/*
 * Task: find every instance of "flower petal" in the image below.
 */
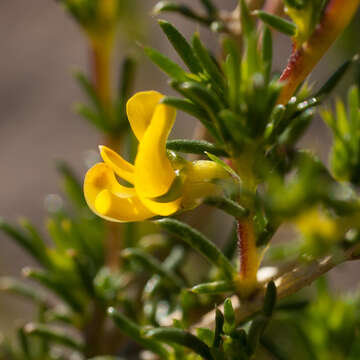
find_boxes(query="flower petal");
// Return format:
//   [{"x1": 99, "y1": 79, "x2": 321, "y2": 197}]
[
  {"x1": 126, "y1": 90, "x2": 164, "y2": 142},
  {"x1": 140, "y1": 197, "x2": 182, "y2": 217},
  {"x1": 135, "y1": 103, "x2": 177, "y2": 198},
  {"x1": 187, "y1": 160, "x2": 230, "y2": 183},
  {"x1": 99, "y1": 145, "x2": 134, "y2": 184},
  {"x1": 84, "y1": 163, "x2": 153, "y2": 222}
]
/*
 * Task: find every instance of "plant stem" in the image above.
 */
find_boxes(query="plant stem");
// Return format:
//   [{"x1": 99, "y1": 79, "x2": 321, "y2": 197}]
[
  {"x1": 277, "y1": 0, "x2": 360, "y2": 104},
  {"x1": 236, "y1": 218, "x2": 259, "y2": 296},
  {"x1": 192, "y1": 242, "x2": 360, "y2": 331}
]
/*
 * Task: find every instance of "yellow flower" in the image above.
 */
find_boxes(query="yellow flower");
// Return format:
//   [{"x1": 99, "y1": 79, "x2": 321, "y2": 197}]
[{"x1": 84, "y1": 91, "x2": 229, "y2": 222}]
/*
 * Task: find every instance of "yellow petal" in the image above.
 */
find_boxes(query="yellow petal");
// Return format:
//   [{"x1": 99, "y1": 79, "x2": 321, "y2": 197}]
[
  {"x1": 99, "y1": 145, "x2": 135, "y2": 184},
  {"x1": 182, "y1": 182, "x2": 220, "y2": 209},
  {"x1": 126, "y1": 91, "x2": 164, "y2": 142},
  {"x1": 84, "y1": 163, "x2": 153, "y2": 222},
  {"x1": 187, "y1": 160, "x2": 230, "y2": 183},
  {"x1": 140, "y1": 197, "x2": 182, "y2": 217},
  {"x1": 135, "y1": 103, "x2": 177, "y2": 198}
]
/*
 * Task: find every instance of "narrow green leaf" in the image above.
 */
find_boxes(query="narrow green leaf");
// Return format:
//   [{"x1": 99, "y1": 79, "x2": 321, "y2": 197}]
[
  {"x1": 108, "y1": 307, "x2": 169, "y2": 359},
  {"x1": 118, "y1": 57, "x2": 136, "y2": 101},
  {"x1": 166, "y1": 139, "x2": 228, "y2": 156},
  {"x1": 156, "y1": 219, "x2": 236, "y2": 280},
  {"x1": 205, "y1": 152, "x2": 240, "y2": 181},
  {"x1": 222, "y1": 223, "x2": 238, "y2": 260},
  {"x1": 240, "y1": 0, "x2": 255, "y2": 36},
  {"x1": 223, "y1": 37, "x2": 241, "y2": 112},
  {"x1": 122, "y1": 248, "x2": 185, "y2": 289},
  {"x1": 143, "y1": 246, "x2": 185, "y2": 298},
  {"x1": 23, "y1": 268, "x2": 83, "y2": 313},
  {"x1": 200, "y1": 0, "x2": 217, "y2": 18},
  {"x1": 56, "y1": 161, "x2": 87, "y2": 210},
  {"x1": 196, "y1": 328, "x2": 214, "y2": 347},
  {"x1": 262, "y1": 26, "x2": 273, "y2": 83},
  {"x1": 0, "y1": 219, "x2": 49, "y2": 267},
  {"x1": 263, "y1": 281, "x2": 277, "y2": 317},
  {"x1": 159, "y1": 20, "x2": 202, "y2": 74},
  {"x1": 161, "y1": 96, "x2": 209, "y2": 121},
  {"x1": 25, "y1": 323, "x2": 84, "y2": 351},
  {"x1": 190, "y1": 280, "x2": 235, "y2": 294},
  {"x1": 0, "y1": 277, "x2": 47, "y2": 305},
  {"x1": 178, "y1": 81, "x2": 222, "y2": 112},
  {"x1": 69, "y1": 251, "x2": 95, "y2": 296},
  {"x1": 154, "y1": 1, "x2": 211, "y2": 25},
  {"x1": 247, "y1": 316, "x2": 268, "y2": 355},
  {"x1": 224, "y1": 298, "x2": 235, "y2": 328},
  {"x1": 219, "y1": 109, "x2": 249, "y2": 144},
  {"x1": 145, "y1": 327, "x2": 214, "y2": 360},
  {"x1": 17, "y1": 327, "x2": 31, "y2": 360},
  {"x1": 213, "y1": 309, "x2": 224, "y2": 348},
  {"x1": 74, "y1": 72, "x2": 104, "y2": 115},
  {"x1": 192, "y1": 32, "x2": 225, "y2": 88},
  {"x1": 315, "y1": 56, "x2": 358, "y2": 98},
  {"x1": 204, "y1": 196, "x2": 248, "y2": 218},
  {"x1": 76, "y1": 104, "x2": 109, "y2": 133},
  {"x1": 144, "y1": 46, "x2": 188, "y2": 81},
  {"x1": 254, "y1": 11, "x2": 296, "y2": 36}
]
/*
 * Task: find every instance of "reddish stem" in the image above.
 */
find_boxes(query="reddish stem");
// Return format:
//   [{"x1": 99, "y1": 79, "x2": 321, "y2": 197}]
[{"x1": 278, "y1": 0, "x2": 360, "y2": 104}]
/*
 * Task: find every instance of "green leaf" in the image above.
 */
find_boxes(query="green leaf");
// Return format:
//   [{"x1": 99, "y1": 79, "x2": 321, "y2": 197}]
[
  {"x1": 204, "y1": 196, "x2": 248, "y2": 218},
  {"x1": 122, "y1": 248, "x2": 185, "y2": 289},
  {"x1": 143, "y1": 246, "x2": 185, "y2": 298},
  {"x1": 74, "y1": 72, "x2": 104, "y2": 115},
  {"x1": 0, "y1": 277, "x2": 47, "y2": 305},
  {"x1": 213, "y1": 309, "x2": 224, "y2": 348},
  {"x1": 254, "y1": 11, "x2": 296, "y2": 36},
  {"x1": 166, "y1": 139, "x2": 228, "y2": 156},
  {"x1": 314, "y1": 57, "x2": 355, "y2": 98},
  {"x1": 144, "y1": 46, "x2": 188, "y2": 81},
  {"x1": 223, "y1": 37, "x2": 241, "y2": 112},
  {"x1": 118, "y1": 56, "x2": 137, "y2": 101},
  {"x1": 192, "y1": 32, "x2": 225, "y2": 89},
  {"x1": 263, "y1": 281, "x2": 277, "y2": 317},
  {"x1": 190, "y1": 280, "x2": 235, "y2": 294},
  {"x1": 200, "y1": 0, "x2": 217, "y2": 18},
  {"x1": 224, "y1": 298, "x2": 235, "y2": 330},
  {"x1": 0, "y1": 219, "x2": 49, "y2": 267},
  {"x1": 205, "y1": 152, "x2": 240, "y2": 181},
  {"x1": 161, "y1": 96, "x2": 208, "y2": 120},
  {"x1": 159, "y1": 20, "x2": 202, "y2": 74},
  {"x1": 240, "y1": 0, "x2": 255, "y2": 37},
  {"x1": 262, "y1": 26, "x2": 273, "y2": 83},
  {"x1": 218, "y1": 109, "x2": 249, "y2": 145},
  {"x1": 56, "y1": 161, "x2": 87, "y2": 210},
  {"x1": 145, "y1": 327, "x2": 214, "y2": 360},
  {"x1": 25, "y1": 323, "x2": 84, "y2": 351},
  {"x1": 108, "y1": 307, "x2": 169, "y2": 359},
  {"x1": 246, "y1": 316, "x2": 268, "y2": 355},
  {"x1": 196, "y1": 328, "x2": 214, "y2": 347},
  {"x1": 154, "y1": 1, "x2": 210, "y2": 25},
  {"x1": 76, "y1": 104, "x2": 109, "y2": 133},
  {"x1": 23, "y1": 268, "x2": 83, "y2": 313},
  {"x1": 156, "y1": 219, "x2": 236, "y2": 280}
]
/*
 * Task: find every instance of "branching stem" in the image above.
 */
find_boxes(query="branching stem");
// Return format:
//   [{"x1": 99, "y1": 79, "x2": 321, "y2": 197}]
[{"x1": 192, "y1": 242, "x2": 360, "y2": 332}]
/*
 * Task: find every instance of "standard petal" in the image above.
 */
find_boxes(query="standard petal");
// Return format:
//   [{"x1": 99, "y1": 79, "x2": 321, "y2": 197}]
[
  {"x1": 99, "y1": 145, "x2": 135, "y2": 184},
  {"x1": 135, "y1": 103, "x2": 177, "y2": 198},
  {"x1": 84, "y1": 163, "x2": 154, "y2": 222},
  {"x1": 126, "y1": 90, "x2": 164, "y2": 142}
]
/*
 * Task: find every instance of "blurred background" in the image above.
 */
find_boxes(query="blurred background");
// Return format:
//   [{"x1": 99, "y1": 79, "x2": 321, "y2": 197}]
[{"x1": 0, "y1": 0, "x2": 359, "y2": 334}]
